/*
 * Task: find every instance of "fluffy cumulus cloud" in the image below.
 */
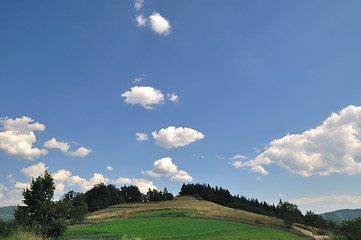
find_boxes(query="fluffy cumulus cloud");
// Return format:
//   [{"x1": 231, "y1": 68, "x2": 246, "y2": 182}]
[
  {"x1": 68, "y1": 147, "x2": 92, "y2": 157},
  {"x1": 21, "y1": 162, "x2": 47, "y2": 179},
  {"x1": 0, "y1": 116, "x2": 47, "y2": 160},
  {"x1": 122, "y1": 86, "x2": 165, "y2": 109},
  {"x1": 136, "y1": 133, "x2": 149, "y2": 141},
  {"x1": 44, "y1": 138, "x2": 70, "y2": 152},
  {"x1": 143, "y1": 157, "x2": 193, "y2": 182},
  {"x1": 135, "y1": 12, "x2": 171, "y2": 36},
  {"x1": 132, "y1": 178, "x2": 157, "y2": 193},
  {"x1": 54, "y1": 169, "x2": 109, "y2": 192},
  {"x1": 144, "y1": 157, "x2": 178, "y2": 177},
  {"x1": 44, "y1": 138, "x2": 91, "y2": 157},
  {"x1": 112, "y1": 177, "x2": 132, "y2": 185},
  {"x1": 250, "y1": 165, "x2": 268, "y2": 175},
  {"x1": 290, "y1": 195, "x2": 361, "y2": 214},
  {"x1": 152, "y1": 126, "x2": 204, "y2": 149},
  {"x1": 171, "y1": 170, "x2": 193, "y2": 182},
  {"x1": 233, "y1": 105, "x2": 361, "y2": 177},
  {"x1": 149, "y1": 13, "x2": 171, "y2": 36}
]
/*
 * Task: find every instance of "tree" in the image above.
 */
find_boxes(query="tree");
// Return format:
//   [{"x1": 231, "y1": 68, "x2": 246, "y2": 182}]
[
  {"x1": 120, "y1": 185, "x2": 142, "y2": 202},
  {"x1": 62, "y1": 191, "x2": 88, "y2": 224},
  {"x1": 278, "y1": 201, "x2": 303, "y2": 228},
  {"x1": 85, "y1": 183, "x2": 111, "y2": 212},
  {"x1": 14, "y1": 171, "x2": 69, "y2": 238},
  {"x1": 340, "y1": 218, "x2": 361, "y2": 240}
]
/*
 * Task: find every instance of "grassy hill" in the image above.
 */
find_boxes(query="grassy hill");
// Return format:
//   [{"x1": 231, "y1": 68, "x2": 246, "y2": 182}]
[
  {"x1": 0, "y1": 206, "x2": 17, "y2": 222},
  {"x1": 322, "y1": 208, "x2": 361, "y2": 222},
  {"x1": 61, "y1": 196, "x2": 311, "y2": 240}
]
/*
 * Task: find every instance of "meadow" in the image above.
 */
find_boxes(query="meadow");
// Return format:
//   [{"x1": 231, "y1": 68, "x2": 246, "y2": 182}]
[
  {"x1": 61, "y1": 216, "x2": 306, "y2": 240},
  {"x1": 60, "y1": 197, "x2": 309, "y2": 240}
]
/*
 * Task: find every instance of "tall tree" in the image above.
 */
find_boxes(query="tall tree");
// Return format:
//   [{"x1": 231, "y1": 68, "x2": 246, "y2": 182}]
[{"x1": 14, "y1": 171, "x2": 69, "y2": 238}]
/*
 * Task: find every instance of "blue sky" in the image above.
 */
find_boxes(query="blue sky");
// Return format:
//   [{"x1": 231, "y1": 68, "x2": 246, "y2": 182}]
[{"x1": 1, "y1": 0, "x2": 361, "y2": 214}]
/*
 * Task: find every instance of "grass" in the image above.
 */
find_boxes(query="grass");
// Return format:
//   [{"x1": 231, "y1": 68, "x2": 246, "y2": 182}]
[
  {"x1": 87, "y1": 196, "x2": 283, "y2": 226},
  {"x1": 3, "y1": 228, "x2": 51, "y2": 240},
  {"x1": 62, "y1": 217, "x2": 305, "y2": 240}
]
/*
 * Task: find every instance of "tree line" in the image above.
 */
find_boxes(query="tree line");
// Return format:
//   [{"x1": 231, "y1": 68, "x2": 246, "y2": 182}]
[
  {"x1": 1, "y1": 172, "x2": 360, "y2": 239},
  {"x1": 179, "y1": 183, "x2": 361, "y2": 238}
]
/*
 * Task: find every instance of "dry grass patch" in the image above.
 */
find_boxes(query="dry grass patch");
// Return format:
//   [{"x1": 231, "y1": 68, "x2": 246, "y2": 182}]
[{"x1": 87, "y1": 196, "x2": 283, "y2": 226}]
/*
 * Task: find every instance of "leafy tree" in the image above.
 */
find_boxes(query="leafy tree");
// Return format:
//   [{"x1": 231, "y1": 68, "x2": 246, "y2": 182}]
[
  {"x1": 278, "y1": 201, "x2": 303, "y2": 228},
  {"x1": 14, "y1": 171, "x2": 69, "y2": 238},
  {"x1": 85, "y1": 183, "x2": 110, "y2": 212},
  {"x1": 340, "y1": 218, "x2": 361, "y2": 240},
  {"x1": 107, "y1": 184, "x2": 125, "y2": 205},
  {"x1": 62, "y1": 191, "x2": 88, "y2": 224},
  {"x1": 163, "y1": 187, "x2": 174, "y2": 200},
  {"x1": 120, "y1": 185, "x2": 142, "y2": 202},
  {"x1": 146, "y1": 188, "x2": 163, "y2": 202}
]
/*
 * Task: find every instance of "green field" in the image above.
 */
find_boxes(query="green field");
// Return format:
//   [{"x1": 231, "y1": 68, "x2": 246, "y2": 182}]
[{"x1": 61, "y1": 217, "x2": 306, "y2": 240}]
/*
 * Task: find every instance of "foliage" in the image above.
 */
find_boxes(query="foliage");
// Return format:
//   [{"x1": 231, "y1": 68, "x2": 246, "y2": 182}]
[
  {"x1": 120, "y1": 185, "x2": 142, "y2": 203},
  {"x1": 277, "y1": 201, "x2": 303, "y2": 228},
  {"x1": 304, "y1": 210, "x2": 328, "y2": 229},
  {"x1": 84, "y1": 183, "x2": 125, "y2": 212},
  {"x1": 61, "y1": 190, "x2": 88, "y2": 224},
  {"x1": 13, "y1": 171, "x2": 69, "y2": 238},
  {"x1": 340, "y1": 217, "x2": 361, "y2": 240}
]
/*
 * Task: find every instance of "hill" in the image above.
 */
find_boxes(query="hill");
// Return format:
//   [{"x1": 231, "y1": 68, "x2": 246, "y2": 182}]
[
  {"x1": 0, "y1": 206, "x2": 17, "y2": 222},
  {"x1": 322, "y1": 208, "x2": 361, "y2": 222},
  {"x1": 61, "y1": 196, "x2": 314, "y2": 239}
]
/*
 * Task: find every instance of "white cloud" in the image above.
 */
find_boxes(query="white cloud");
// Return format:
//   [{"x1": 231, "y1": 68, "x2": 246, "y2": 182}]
[
  {"x1": 152, "y1": 126, "x2": 204, "y2": 149},
  {"x1": 250, "y1": 165, "x2": 268, "y2": 175},
  {"x1": 231, "y1": 155, "x2": 247, "y2": 160},
  {"x1": 0, "y1": 116, "x2": 48, "y2": 160},
  {"x1": 14, "y1": 182, "x2": 30, "y2": 190},
  {"x1": 167, "y1": 93, "x2": 179, "y2": 102},
  {"x1": 0, "y1": 192, "x2": 3, "y2": 199},
  {"x1": 136, "y1": 14, "x2": 147, "y2": 27},
  {"x1": 132, "y1": 178, "x2": 157, "y2": 194},
  {"x1": 235, "y1": 105, "x2": 361, "y2": 177},
  {"x1": 122, "y1": 86, "x2": 165, "y2": 109},
  {"x1": 7, "y1": 174, "x2": 13, "y2": 179},
  {"x1": 149, "y1": 13, "x2": 171, "y2": 36},
  {"x1": 290, "y1": 195, "x2": 361, "y2": 214},
  {"x1": 21, "y1": 162, "x2": 47, "y2": 179},
  {"x1": 171, "y1": 170, "x2": 193, "y2": 182},
  {"x1": 68, "y1": 147, "x2": 92, "y2": 157},
  {"x1": 44, "y1": 138, "x2": 70, "y2": 152},
  {"x1": 145, "y1": 157, "x2": 178, "y2": 177},
  {"x1": 53, "y1": 169, "x2": 108, "y2": 191},
  {"x1": 134, "y1": 0, "x2": 144, "y2": 11},
  {"x1": 136, "y1": 133, "x2": 149, "y2": 141},
  {"x1": 55, "y1": 183, "x2": 65, "y2": 195},
  {"x1": 112, "y1": 177, "x2": 132, "y2": 185},
  {"x1": 143, "y1": 157, "x2": 194, "y2": 182},
  {"x1": 106, "y1": 166, "x2": 114, "y2": 171},
  {"x1": 53, "y1": 169, "x2": 72, "y2": 182}
]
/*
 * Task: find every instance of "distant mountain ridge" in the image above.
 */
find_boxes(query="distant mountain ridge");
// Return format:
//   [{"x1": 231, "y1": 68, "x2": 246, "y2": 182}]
[
  {"x1": 322, "y1": 208, "x2": 361, "y2": 222},
  {"x1": 0, "y1": 206, "x2": 17, "y2": 221}
]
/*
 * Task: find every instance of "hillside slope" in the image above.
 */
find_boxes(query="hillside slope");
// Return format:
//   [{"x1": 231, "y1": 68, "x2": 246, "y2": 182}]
[
  {"x1": 322, "y1": 208, "x2": 361, "y2": 222},
  {"x1": 0, "y1": 206, "x2": 17, "y2": 221},
  {"x1": 87, "y1": 196, "x2": 283, "y2": 226}
]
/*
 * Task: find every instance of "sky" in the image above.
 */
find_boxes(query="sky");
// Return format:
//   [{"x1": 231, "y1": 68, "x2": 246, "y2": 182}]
[{"x1": 1, "y1": 0, "x2": 361, "y2": 214}]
